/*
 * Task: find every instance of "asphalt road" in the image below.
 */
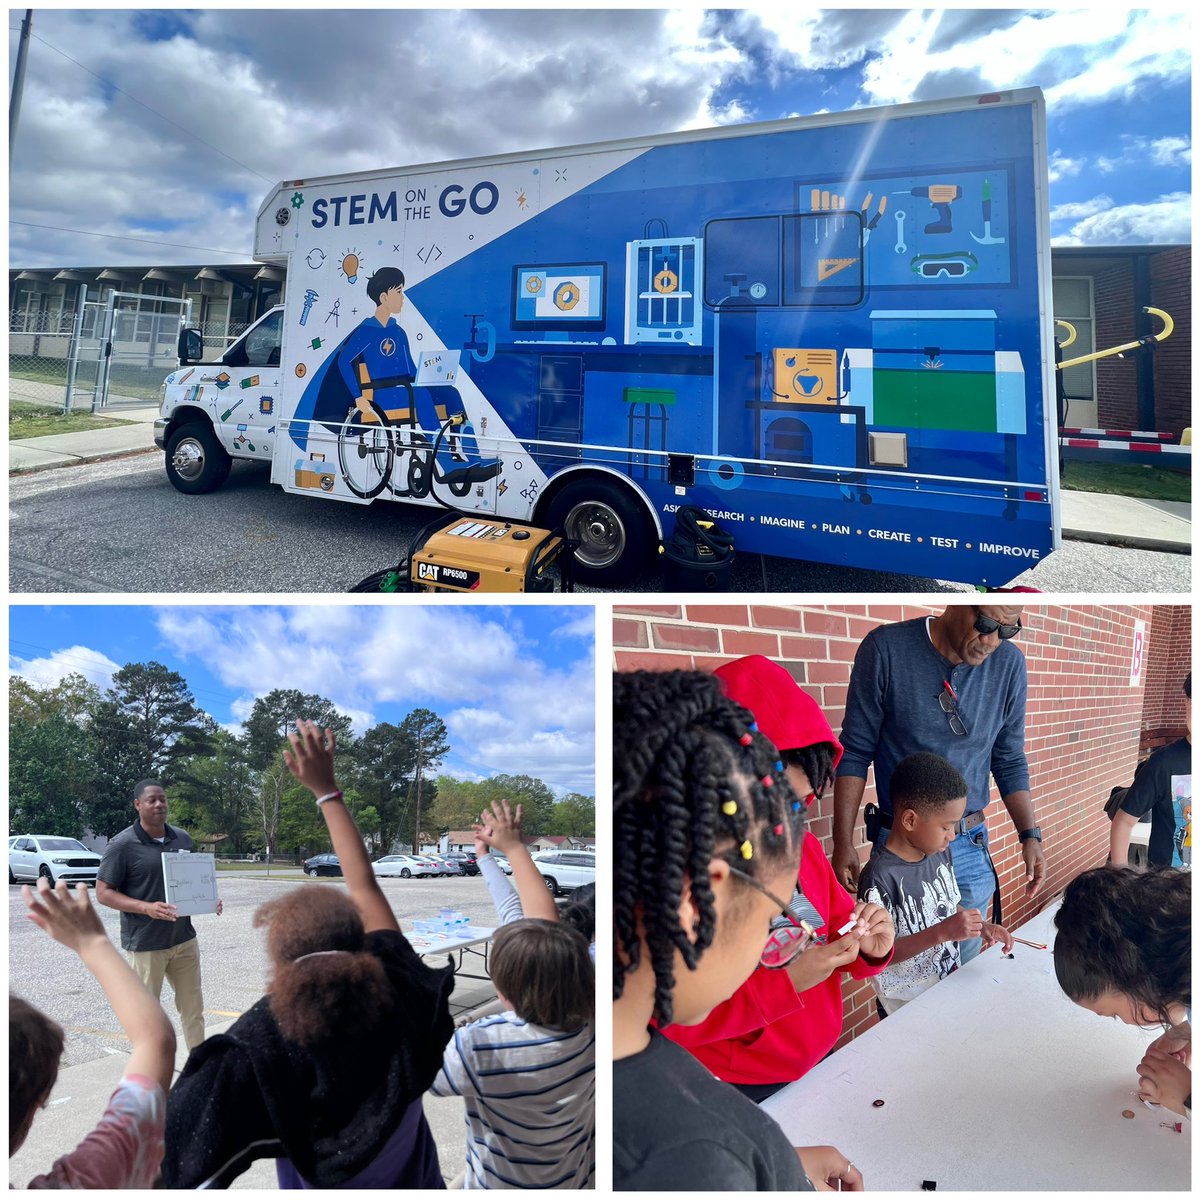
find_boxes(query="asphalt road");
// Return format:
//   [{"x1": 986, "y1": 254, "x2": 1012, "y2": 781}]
[
  {"x1": 9, "y1": 453, "x2": 1191, "y2": 593},
  {"x1": 8, "y1": 871, "x2": 501, "y2": 1069}
]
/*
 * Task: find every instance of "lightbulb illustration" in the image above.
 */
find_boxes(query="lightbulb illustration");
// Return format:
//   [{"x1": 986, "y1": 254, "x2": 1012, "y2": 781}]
[{"x1": 341, "y1": 251, "x2": 361, "y2": 284}]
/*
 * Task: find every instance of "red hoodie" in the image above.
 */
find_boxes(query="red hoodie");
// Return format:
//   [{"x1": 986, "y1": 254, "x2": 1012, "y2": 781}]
[{"x1": 662, "y1": 655, "x2": 892, "y2": 1086}]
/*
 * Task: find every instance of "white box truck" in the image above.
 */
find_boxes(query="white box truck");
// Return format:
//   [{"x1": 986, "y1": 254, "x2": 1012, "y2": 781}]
[{"x1": 156, "y1": 88, "x2": 1058, "y2": 586}]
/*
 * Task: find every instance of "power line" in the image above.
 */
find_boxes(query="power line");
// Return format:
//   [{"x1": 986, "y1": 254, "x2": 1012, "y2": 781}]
[
  {"x1": 29, "y1": 31, "x2": 275, "y2": 184},
  {"x1": 10, "y1": 220, "x2": 250, "y2": 258}
]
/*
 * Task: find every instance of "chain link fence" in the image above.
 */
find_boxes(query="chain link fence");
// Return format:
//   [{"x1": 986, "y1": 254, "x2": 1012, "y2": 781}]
[{"x1": 10, "y1": 311, "x2": 250, "y2": 413}]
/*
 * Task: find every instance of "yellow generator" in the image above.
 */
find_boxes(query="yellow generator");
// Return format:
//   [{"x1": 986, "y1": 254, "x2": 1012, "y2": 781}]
[{"x1": 409, "y1": 518, "x2": 572, "y2": 593}]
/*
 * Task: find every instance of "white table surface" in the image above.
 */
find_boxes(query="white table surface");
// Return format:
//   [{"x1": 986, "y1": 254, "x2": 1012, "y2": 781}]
[
  {"x1": 762, "y1": 901, "x2": 1190, "y2": 1191},
  {"x1": 406, "y1": 924, "x2": 496, "y2": 956},
  {"x1": 1129, "y1": 823, "x2": 1152, "y2": 847}
]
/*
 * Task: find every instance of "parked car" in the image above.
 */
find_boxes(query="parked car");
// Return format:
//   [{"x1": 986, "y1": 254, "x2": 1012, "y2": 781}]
[
  {"x1": 424, "y1": 853, "x2": 462, "y2": 876},
  {"x1": 490, "y1": 853, "x2": 513, "y2": 875},
  {"x1": 9, "y1": 835, "x2": 102, "y2": 886},
  {"x1": 372, "y1": 854, "x2": 439, "y2": 879},
  {"x1": 530, "y1": 850, "x2": 596, "y2": 896},
  {"x1": 444, "y1": 851, "x2": 479, "y2": 876},
  {"x1": 303, "y1": 852, "x2": 342, "y2": 877}
]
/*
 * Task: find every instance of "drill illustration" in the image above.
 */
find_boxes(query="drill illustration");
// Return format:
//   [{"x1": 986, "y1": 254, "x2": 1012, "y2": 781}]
[{"x1": 897, "y1": 184, "x2": 961, "y2": 235}]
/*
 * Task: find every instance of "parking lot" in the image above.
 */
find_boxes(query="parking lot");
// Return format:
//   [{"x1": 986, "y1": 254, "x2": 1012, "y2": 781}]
[{"x1": 8, "y1": 870, "x2": 503, "y2": 1069}]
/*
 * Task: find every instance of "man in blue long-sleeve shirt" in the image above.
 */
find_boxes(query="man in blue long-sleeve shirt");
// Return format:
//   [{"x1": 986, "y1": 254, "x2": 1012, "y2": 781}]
[{"x1": 832, "y1": 604, "x2": 1045, "y2": 963}]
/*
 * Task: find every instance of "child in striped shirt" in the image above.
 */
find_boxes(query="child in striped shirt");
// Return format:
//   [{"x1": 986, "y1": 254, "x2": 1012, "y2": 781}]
[{"x1": 431, "y1": 918, "x2": 595, "y2": 1188}]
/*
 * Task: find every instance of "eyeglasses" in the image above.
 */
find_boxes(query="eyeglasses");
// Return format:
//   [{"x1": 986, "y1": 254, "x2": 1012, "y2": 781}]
[
  {"x1": 971, "y1": 607, "x2": 1022, "y2": 640},
  {"x1": 727, "y1": 865, "x2": 815, "y2": 968},
  {"x1": 939, "y1": 681, "x2": 969, "y2": 737}
]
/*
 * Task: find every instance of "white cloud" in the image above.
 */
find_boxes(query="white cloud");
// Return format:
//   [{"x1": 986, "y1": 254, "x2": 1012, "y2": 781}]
[
  {"x1": 1150, "y1": 137, "x2": 1192, "y2": 167},
  {"x1": 1047, "y1": 150, "x2": 1085, "y2": 182},
  {"x1": 152, "y1": 605, "x2": 594, "y2": 791},
  {"x1": 9, "y1": 644, "x2": 122, "y2": 692},
  {"x1": 1050, "y1": 195, "x2": 1114, "y2": 223},
  {"x1": 1052, "y1": 192, "x2": 1191, "y2": 246}
]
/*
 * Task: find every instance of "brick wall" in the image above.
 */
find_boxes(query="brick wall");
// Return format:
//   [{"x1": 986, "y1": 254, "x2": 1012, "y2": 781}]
[
  {"x1": 1093, "y1": 260, "x2": 1138, "y2": 431},
  {"x1": 614, "y1": 602, "x2": 1180, "y2": 1048},
  {"x1": 1150, "y1": 247, "x2": 1191, "y2": 436},
  {"x1": 1141, "y1": 604, "x2": 1192, "y2": 750},
  {"x1": 1086, "y1": 248, "x2": 1190, "y2": 435}
]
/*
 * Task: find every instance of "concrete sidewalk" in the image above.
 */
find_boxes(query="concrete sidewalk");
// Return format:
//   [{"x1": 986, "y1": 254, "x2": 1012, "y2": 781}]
[
  {"x1": 10, "y1": 972, "x2": 494, "y2": 1189},
  {"x1": 8, "y1": 409, "x2": 1191, "y2": 553}
]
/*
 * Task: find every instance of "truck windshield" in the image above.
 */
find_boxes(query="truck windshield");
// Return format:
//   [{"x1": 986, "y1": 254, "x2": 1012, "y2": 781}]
[{"x1": 223, "y1": 310, "x2": 283, "y2": 368}]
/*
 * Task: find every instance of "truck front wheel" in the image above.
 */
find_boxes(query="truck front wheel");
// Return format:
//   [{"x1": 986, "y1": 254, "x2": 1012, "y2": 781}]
[
  {"x1": 165, "y1": 422, "x2": 232, "y2": 494},
  {"x1": 545, "y1": 478, "x2": 653, "y2": 587}
]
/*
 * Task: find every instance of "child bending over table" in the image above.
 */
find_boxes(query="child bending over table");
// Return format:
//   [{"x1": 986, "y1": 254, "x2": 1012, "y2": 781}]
[
  {"x1": 1054, "y1": 865, "x2": 1191, "y2": 1120},
  {"x1": 857, "y1": 752, "x2": 1012, "y2": 1016}
]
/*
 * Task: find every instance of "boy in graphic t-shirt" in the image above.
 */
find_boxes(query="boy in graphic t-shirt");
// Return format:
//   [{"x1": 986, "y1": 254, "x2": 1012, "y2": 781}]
[{"x1": 858, "y1": 752, "x2": 1013, "y2": 1014}]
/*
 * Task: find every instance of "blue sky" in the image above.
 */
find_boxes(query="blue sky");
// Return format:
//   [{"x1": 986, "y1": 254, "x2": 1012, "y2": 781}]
[
  {"x1": 8, "y1": 8, "x2": 1190, "y2": 267},
  {"x1": 8, "y1": 604, "x2": 596, "y2": 795}
]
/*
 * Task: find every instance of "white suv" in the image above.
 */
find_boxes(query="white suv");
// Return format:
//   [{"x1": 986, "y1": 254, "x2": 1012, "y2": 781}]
[
  {"x1": 9, "y1": 835, "x2": 102, "y2": 885},
  {"x1": 530, "y1": 850, "x2": 596, "y2": 896}
]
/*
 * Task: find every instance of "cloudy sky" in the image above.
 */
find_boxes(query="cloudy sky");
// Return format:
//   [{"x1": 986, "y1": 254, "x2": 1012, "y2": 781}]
[
  {"x1": 8, "y1": 603, "x2": 596, "y2": 794},
  {"x1": 7, "y1": 7, "x2": 1190, "y2": 268}
]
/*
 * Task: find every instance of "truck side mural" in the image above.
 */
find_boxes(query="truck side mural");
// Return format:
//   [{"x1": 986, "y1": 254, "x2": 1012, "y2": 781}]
[{"x1": 161, "y1": 89, "x2": 1057, "y2": 586}]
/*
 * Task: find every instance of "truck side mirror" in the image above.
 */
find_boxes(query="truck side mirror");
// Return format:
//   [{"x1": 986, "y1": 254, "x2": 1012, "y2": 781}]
[{"x1": 177, "y1": 327, "x2": 204, "y2": 364}]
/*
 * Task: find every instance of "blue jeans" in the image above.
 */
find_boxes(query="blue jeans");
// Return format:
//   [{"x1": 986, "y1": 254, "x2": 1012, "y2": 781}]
[{"x1": 871, "y1": 823, "x2": 997, "y2": 966}]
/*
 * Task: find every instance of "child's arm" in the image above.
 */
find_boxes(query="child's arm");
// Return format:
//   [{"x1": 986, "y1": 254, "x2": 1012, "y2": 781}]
[
  {"x1": 475, "y1": 830, "x2": 526, "y2": 925},
  {"x1": 283, "y1": 719, "x2": 399, "y2": 934},
  {"x1": 888, "y1": 906, "x2": 983, "y2": 966},
  {"x1": 23, "y1": 878, "x2": 176, "y2": 1095},
  {"x1": 475, "y1": 798, "x2": 558, "y2": 922}
]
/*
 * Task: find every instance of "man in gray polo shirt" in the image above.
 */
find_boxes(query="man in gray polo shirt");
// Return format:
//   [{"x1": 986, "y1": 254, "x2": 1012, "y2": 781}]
[
  {"x1": 97, "y1": 779, "x2": 221, "y2": 1050},
  {"x1": 831, "y1": 604, "x2": 1045, "y2": 964}
]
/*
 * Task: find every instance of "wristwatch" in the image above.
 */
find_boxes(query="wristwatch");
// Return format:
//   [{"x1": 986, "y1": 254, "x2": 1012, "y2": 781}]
[{"x1": 1018, "y1": 826, "x2": 1043, "y2": 843}]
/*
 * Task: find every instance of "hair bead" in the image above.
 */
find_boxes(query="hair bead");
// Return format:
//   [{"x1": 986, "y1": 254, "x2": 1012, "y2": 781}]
[
  {"x1": 740, "y1": 840, "x2": 753, "y2": 860},
  {"x1": 762, "y1": 774, "x2": 773, "y2": 787},
  {"x1": 721, "y1": 800, "x2": 738, "y2": 816}
]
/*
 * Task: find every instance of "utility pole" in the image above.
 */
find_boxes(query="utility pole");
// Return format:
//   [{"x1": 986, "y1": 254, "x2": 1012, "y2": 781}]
[{"x1": 9, "y1": 9, "x2": 33, "y2": 166}]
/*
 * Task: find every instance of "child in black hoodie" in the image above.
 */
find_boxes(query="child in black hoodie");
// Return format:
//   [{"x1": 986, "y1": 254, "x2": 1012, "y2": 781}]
[{"x1": 163, "y1": 720, "x2": 454, "y2": 1188}]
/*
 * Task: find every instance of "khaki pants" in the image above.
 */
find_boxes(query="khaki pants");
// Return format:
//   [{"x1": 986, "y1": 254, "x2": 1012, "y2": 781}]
[{"x1": 129, "y1": 938, "x2": 206, "y2": 1051}]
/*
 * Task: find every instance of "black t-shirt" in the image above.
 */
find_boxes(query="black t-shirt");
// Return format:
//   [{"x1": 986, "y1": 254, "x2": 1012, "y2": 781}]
[
  {"x1": 97, "y1": 821, "x2": 197, "y2": 951},
  {"x1": 1119, "y1": 738, "x2": 1192, "y2": 867},
  {"x1": 615, "y1": 1027, "x2": 814, "y2": 1191}
]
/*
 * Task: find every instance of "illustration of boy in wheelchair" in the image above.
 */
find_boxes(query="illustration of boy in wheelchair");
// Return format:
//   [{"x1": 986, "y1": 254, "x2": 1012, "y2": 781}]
[{"x1": 298, "y1": 265, "x2": 501, "y2": 500}]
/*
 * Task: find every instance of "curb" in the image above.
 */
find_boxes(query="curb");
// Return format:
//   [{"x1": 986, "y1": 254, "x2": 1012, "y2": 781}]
[
  {"x1": 10, "y1": 447, "x2": 160, "y2": 476},
  {"x1": 1062, "y1": 527, "x2": 1191, "y2": 556}
]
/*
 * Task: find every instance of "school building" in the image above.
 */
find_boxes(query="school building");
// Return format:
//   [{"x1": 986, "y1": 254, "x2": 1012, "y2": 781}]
[{"x1": 613, "y1": 601, "x2": 1190, "y2": 1047}]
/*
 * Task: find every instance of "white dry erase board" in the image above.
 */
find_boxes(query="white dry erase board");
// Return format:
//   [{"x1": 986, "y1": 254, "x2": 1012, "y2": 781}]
[{"x1": 161, "y1": 852, "x2": 219, "y2": 916}]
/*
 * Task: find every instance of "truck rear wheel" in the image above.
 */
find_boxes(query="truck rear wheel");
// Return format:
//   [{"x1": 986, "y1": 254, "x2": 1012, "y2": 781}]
[
  {"x1": 165, "y1": 422, "x2": 232, "y2": 494},
  {"x1": 545, "y1": 478, "x2": 653, "y2": 587}
]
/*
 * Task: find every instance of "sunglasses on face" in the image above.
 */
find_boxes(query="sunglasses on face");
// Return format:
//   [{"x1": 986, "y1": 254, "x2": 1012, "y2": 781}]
[
  {"x1": 971, "y1": 607, "x2": 1022, "y2": 640},
  {"x1": 727, "y1": 865, "x2": 815, "y2": 968}
]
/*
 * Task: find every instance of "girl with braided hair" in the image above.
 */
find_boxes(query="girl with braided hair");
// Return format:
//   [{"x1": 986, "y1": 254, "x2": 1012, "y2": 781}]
[
  {"x1": 614, "y1": 669, "x2": 862, "y2": 1191},
  {"x1": 1054, "y1": 866, "x2": 1191, "y2": 1118},
  {"x1": 664, "y1": 655, "x2": 895, "y2": 1102}
]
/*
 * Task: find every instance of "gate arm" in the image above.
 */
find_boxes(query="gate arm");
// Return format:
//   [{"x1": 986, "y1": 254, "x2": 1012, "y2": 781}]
[{"x1": 1058, "y1": 306, "x2": 1173, "y2": 371}]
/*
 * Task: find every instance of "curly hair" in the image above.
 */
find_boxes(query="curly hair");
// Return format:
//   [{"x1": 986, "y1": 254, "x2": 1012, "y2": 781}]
[
  {"x1": 10, "y1": 995, "x2": 64, "y2": 1144},
  {"x1": 613, "y1": 669, "x2": 804, "y2": 1026},
  {"x1": 1054, "y1": 866, "x2": 1190, "y2": 1025},
  {"x1": 491, "y1": 919, "x2": 594, "y2": 1031},
  {"x1": 253, "y1": 888, "x2": 395, "y2": 1048},
  {"x1": 784, "y1": 743, "x2": 838, "y2": 802},
  {"x1": 890, "y1": 751, "x2": 968, "y2": 816},
  {"x1": 557, "y1": 883, "x2": 596, "y2": 944}
]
